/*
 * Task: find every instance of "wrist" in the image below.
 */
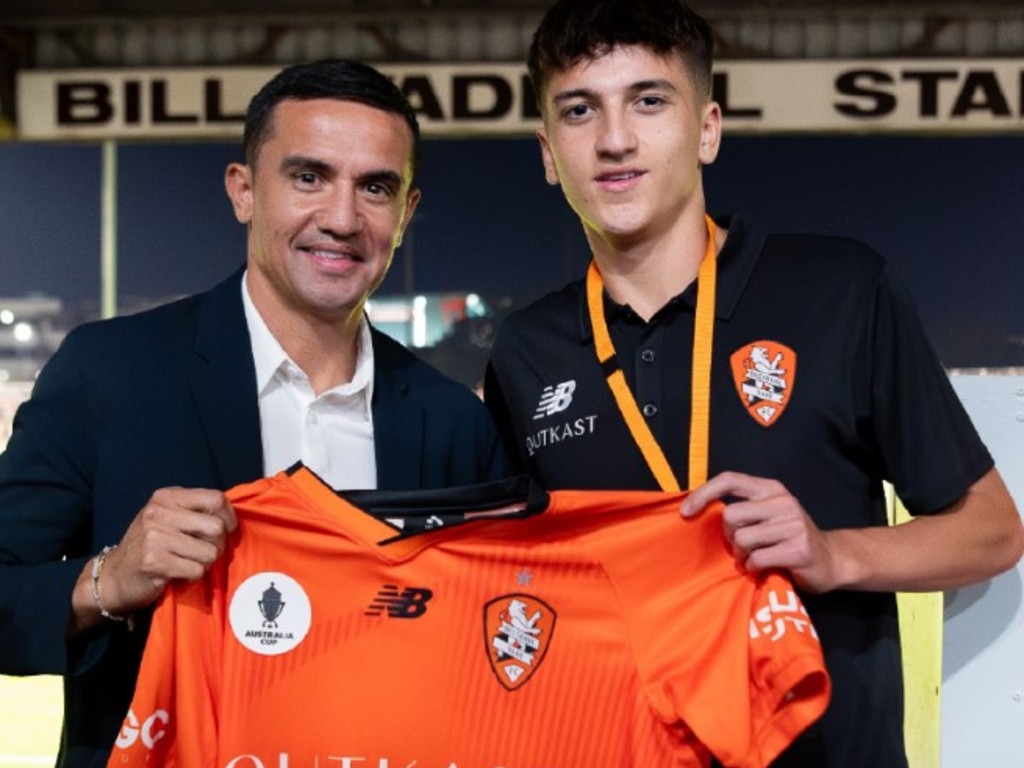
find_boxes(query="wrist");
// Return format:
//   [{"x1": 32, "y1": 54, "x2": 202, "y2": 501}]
[
  {"x1": 90, "y1": 545, "x2": 134, "y2": 630},
  {"x1": 821, "y1": 528, "x2": 868, "y2": 592}
]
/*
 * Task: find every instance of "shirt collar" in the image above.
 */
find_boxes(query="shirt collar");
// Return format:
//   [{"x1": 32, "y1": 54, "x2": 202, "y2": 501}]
[
  {"x1": 241, "y1": 272, "x2": 375, "y2": 401},
  {"x1": 575, "y1": 213, "x2": 766, "y2": 342}
]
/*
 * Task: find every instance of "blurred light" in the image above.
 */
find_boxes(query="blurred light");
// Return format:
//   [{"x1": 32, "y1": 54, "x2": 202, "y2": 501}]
[
  {"x1": 13, "y1": 322, "x2": 35, "y2": 343},
  {"x1": 0, "y1": 310, "x2": 14, "y2": 325},
  {"x1": 412, "y1": 295, "x2": 428, "y2": 348},
  {"x1": 465, "y1": 293, "x2": 484, "y2": 317}
]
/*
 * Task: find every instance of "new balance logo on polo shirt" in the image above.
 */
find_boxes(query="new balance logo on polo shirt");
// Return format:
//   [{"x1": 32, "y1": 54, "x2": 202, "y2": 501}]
[
  {"x1": 534, "y1": 380, "x2": 576, "y2": 419},
  {"x1": 525, "y1": 379, "x2": 599, "y2": 458}
]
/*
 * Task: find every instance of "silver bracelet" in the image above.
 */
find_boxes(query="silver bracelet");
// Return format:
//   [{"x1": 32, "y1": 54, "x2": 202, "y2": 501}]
[{"x1": 90, "y1": 544, "x2": 127, "y2": 623}]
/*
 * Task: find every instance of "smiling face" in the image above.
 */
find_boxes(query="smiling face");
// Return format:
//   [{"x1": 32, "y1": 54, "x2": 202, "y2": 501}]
[
  {"x1": 226, "y1": 98, "x2": 420, "y2": 332},
  {"x1": 537, "y1": 45, "x2": 720, "y2": 253}
]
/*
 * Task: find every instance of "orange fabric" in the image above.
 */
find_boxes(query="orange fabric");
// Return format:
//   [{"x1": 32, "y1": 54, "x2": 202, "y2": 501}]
[
  {"x1": 109, "y1": 467, "x2": 829, "y2": 768},
  {"x1": 688, "y1": 215, "x2": 718, "y2": 486}
]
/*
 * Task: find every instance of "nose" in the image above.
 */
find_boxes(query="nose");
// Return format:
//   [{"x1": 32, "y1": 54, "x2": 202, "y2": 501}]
[
  {"x1": 316, "y1": 183, "x2": 362, "y2": 237},
  {"x1": 594, "y1": 110, "x2": 638, "y2": 159}
]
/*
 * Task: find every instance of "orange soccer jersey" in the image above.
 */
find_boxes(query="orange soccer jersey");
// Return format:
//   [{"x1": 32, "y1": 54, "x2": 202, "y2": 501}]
[{"x1": 109, "y1": 466, "x2": 829, "y2": 768}]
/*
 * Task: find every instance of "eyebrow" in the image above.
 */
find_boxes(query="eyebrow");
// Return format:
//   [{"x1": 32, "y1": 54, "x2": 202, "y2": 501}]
[
  {"x1": 551, "y1": 87, "x2": 598, "y2": 107},
  {"x1": 357, "y1": 169, "x2": 404, "y2": 189},
  {"x1": 279, "y1": 155, "x2": 331, "y2": 176},
  {"x1": 279, "y1": 155, "x2": 404, "y2": 188},
  {"x1": 551, "y1": 78, "x2": 680, "y2": 107},
  {"x1": 628, "y1": 79, "x2": 680, "y2": 96}
]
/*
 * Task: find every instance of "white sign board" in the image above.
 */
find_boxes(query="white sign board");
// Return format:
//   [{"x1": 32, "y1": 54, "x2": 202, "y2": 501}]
[{"x1": 15, "y1": 59, "x2": 1024, "y2": 140}]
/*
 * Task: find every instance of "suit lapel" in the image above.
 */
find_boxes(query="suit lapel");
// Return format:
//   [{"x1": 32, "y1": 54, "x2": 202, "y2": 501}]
[
  {"x1": 189, "y1": 270, "x2": 264, "y2": 488},
  {"x1": 370, "y1": 328, "x2": 424, "y2": 490}
]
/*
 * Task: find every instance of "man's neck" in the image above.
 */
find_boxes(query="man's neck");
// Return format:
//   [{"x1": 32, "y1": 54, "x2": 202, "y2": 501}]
[
  {"x1": 588, "y1": 212, "x2": 721, "y2": 322},
  {"x1": 278, "y1": 321, "x2": 363, "y2": 396},
  {"x1": 245, "y1": 275, "x2": 363, "y2": 396}
]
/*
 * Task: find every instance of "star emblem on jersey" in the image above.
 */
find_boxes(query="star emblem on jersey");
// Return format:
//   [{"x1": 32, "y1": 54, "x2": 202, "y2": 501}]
[
  {"x1": 484, "y1": 593, "x2": 556, "y2": 691},
  {"x1": 730, "y1": 340, "x2": 797, "y2": 428}
]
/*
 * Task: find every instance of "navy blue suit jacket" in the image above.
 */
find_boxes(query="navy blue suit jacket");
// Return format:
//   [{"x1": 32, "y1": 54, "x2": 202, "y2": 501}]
[{"x1": 0, "y1": 270, "x2": 510, "y2": 767}]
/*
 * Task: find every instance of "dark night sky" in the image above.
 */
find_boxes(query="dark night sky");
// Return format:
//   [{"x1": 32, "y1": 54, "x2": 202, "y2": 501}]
[{"x1": 1, "y1": 133, "x2": 1022, "y2": 367}]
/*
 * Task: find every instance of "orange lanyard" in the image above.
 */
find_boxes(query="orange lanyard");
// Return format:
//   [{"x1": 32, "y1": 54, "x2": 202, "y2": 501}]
[{"x1": 585, "y1": 215, "x2": 717, "y2": 491}]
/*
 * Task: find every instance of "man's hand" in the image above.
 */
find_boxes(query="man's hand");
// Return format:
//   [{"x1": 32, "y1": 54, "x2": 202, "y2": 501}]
[
  {"x1": 70, "y1": 487, "x2": 237, "y2": 634},
  {"x1": 683, "y1": 468, "x2": 1022, "y2": 596},
  {"x1": 681, "y1": 471, "x2": 847, "y2": 594}
]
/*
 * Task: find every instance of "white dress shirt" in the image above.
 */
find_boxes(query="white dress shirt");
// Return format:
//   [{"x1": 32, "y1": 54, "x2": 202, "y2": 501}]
[{"x1": 242, "y1": 276, "x2": 377, "y2": 489}]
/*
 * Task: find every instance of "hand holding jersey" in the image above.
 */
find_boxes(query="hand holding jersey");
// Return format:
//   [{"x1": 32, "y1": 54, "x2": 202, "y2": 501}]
[
  {"x1": 682, "y1": 467, "x2": 1019, "y2": 596},
  {"x1": 69, "y1": 488, "x2": 237, "y2": 635},
  {"x1": 681, "y1": 472, "x2": 846, "y2": 595}
]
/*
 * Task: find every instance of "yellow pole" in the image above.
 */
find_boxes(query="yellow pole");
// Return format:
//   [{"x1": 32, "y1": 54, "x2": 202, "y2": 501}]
[{"x1": 887, "y1": 484, "x2": 943, "y2": 768}]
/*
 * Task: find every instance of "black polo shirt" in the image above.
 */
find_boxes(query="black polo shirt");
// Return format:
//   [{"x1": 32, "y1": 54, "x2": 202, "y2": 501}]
[{"x1": 485, "y1": 214, "x2": 992, "y2": 768}]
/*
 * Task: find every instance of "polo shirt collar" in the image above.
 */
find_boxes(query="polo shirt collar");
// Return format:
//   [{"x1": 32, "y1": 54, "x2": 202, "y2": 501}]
[{"x1": 574, "y1": 213, "x2": 766, "y2": 342}]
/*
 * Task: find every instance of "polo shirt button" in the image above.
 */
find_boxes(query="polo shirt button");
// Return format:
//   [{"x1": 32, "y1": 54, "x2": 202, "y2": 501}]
[
  {"x1": 641, "y1": 349, "x2": 655, "y2": 363},
  {"x1": 642, "y1": 403, "x2": 658, "y2": 417}
]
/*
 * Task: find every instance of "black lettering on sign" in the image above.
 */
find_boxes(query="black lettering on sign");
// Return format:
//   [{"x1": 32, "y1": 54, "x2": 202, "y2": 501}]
[
  {"x1": 834, "y1": 69, "x2": 896, "y2": 118},
  {"x1": 57, "y1": 82, "x2": 112, "y2": 124}
]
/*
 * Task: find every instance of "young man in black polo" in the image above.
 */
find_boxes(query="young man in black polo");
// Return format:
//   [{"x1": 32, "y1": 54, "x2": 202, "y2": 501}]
[{"x1": 485, "y1": 1, "x2": 1024, "y2": 765}]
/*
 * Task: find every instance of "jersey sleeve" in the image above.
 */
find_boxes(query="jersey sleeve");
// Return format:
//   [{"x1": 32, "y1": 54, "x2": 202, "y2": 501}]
[
  {"x1": 599, "y1": 503, "x2": 830, "y2": 767},
  {"x1": 645, "y1": 571, "x2": 829, "y2": 768},
  {"x1": 737, "y1": 572, "x2": 831, "y2": 766},
  {"x1": 106, "y1": 571, "x2": 225, "y2": 768}
]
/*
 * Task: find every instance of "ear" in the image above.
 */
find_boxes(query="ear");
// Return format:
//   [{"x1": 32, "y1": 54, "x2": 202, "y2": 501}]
[
  {"x1": 537, "y1": 128, "x2": 561, "y2": 186},
  {"x1": 224, "y1": 162, "x2": 254, "y2": 224},
  {"x1": 394, "y1": 187, "x2": 422, "y2": 248},
  {"x1": 698, "y1": 101, "x2": 722, "y2": 165}
]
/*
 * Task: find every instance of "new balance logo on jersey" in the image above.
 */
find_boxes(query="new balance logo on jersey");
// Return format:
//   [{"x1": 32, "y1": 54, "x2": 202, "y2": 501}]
[
  {"x1": 365, "y1": 585, "x2": 434, "y2": 618},
  {"x1": 533, "y1": 380, "x2": 576, "y2": 419}
]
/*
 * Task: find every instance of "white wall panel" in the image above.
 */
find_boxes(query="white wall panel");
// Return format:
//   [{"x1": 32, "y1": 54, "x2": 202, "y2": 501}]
[{"x1": 944, "y1": 375, "x2": 1024, "y2": 766}]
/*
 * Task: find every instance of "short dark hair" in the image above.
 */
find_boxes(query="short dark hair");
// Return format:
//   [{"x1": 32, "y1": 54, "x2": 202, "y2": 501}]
[
  {"x1": 528, "y1": 0, "x2": 714, "y2": 110},
  {"x1": 242, "y1": 58, "x2": 420, "y2": 174}
]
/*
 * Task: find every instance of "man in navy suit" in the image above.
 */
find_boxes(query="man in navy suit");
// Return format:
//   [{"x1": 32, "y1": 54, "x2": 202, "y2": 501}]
[{"x1": 0, "y1": 59, "x2": 509, "y2": 767}]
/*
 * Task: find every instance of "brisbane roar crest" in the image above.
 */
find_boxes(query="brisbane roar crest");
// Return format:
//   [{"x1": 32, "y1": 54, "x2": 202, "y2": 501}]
[
  {"x1": 730, "y1": 340, "x2": 797, "y2": 428},
  {"x1": 484, "y1": 594, "x2": 556, "y2": 691}
]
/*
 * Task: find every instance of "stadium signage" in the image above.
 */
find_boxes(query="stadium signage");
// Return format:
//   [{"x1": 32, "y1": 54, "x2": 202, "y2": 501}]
[{"x1": 16, "y1": 60, "x2": 1024, "y2": 140}]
